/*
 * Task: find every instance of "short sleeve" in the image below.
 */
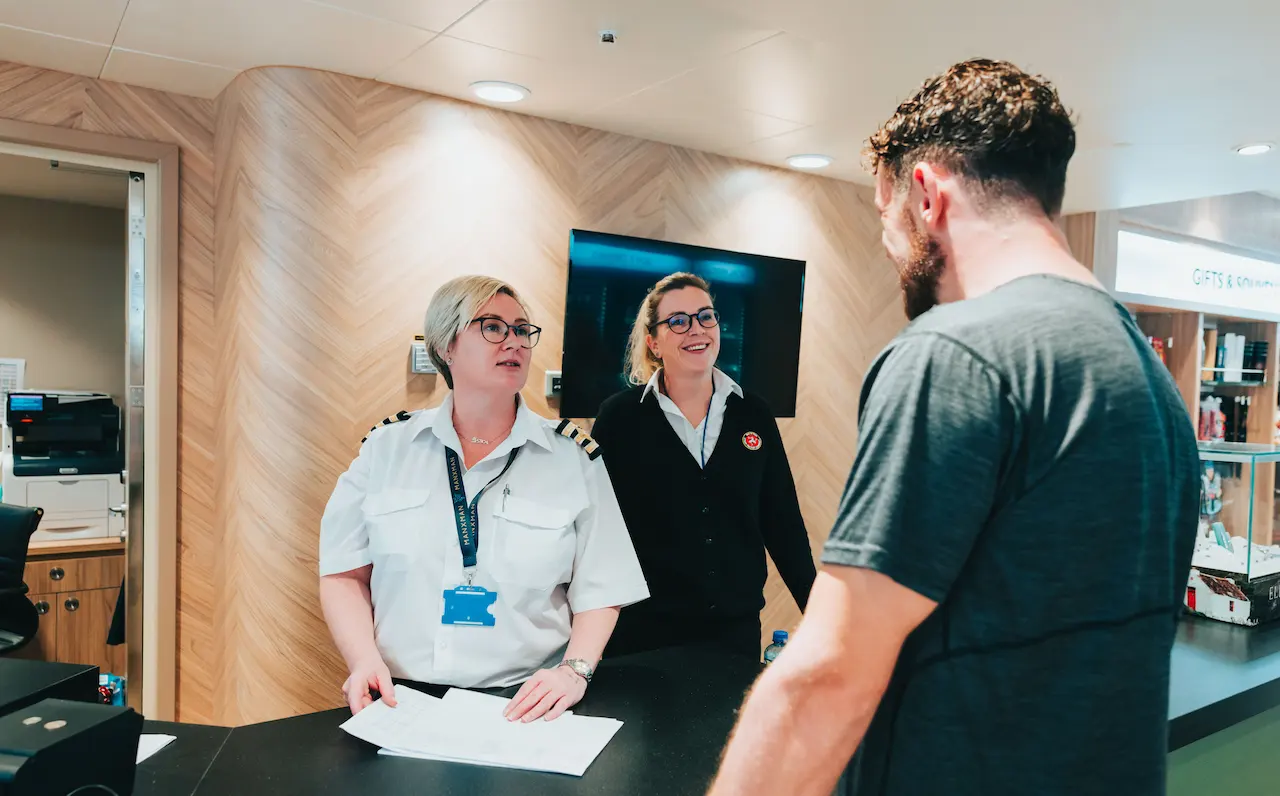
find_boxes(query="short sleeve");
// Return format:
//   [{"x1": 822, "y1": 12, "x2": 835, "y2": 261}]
[
  {"x1": 319, "y1": 440, "x2": 374, "y2": 576},
  {"x1": 566, "y1": 455, "x2": 650, "y2": 613},
  {"x1": 822, "y1": 334, "x2": 1017, "y2": 603}
]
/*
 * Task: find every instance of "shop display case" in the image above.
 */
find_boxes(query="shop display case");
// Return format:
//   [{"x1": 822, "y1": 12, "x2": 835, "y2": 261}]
[{"x1": 1186, "y1": 442, "x2": 1280, "y2": 626}]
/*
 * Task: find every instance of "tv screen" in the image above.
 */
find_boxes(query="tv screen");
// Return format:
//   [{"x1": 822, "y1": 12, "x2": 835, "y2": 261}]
[{"x1": 561, "y1": 230, "x2": 806, "y2": 418}]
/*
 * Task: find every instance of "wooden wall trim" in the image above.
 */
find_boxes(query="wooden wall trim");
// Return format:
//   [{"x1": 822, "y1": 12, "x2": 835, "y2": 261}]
[{"x1": 0, "y1": 116, "x2": 177, "y2": 163}]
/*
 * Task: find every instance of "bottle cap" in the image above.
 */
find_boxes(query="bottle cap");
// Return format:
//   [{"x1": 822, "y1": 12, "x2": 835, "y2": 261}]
[{"x1": 772, "y1": 630, "x2": 788, "y2": 644}]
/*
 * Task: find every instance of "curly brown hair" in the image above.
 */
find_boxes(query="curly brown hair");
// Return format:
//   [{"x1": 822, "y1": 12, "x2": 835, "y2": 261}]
[{"x1": 864, "y1": 58, "x2": 1076, "y2": 216}]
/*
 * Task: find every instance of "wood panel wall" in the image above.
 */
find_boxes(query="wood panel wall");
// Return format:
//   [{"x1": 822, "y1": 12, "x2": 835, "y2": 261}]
[
  {"x1": 208, "y1": 66, "x2": 902, "y2": 724},
  {"x1": 0, "y1": 61, "x2": 902, "y2": 724},
  {"x1": 0, "y1": 61, "x2": 219, "y2": 723}
]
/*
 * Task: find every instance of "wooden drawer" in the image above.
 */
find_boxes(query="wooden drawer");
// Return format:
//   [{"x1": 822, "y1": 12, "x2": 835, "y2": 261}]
[
  {"x1": 57, "y1": 589, "x2": 126, "y2": 675},
  {"x1": 24, "y1": 553, "x2": 124, "y2": 595},
  {"x1": 12, "y1": 588, "x2": 125, "y2": 676}
]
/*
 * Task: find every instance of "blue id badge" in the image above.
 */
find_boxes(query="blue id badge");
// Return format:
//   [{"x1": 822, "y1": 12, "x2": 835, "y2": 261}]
[{"x1": 442, "y1": 585, "x2": 498, "y2": 627}]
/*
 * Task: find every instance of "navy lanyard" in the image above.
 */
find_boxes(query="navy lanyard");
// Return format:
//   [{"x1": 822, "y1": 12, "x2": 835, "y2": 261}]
[{"x1": 444, "y1": 447, "x2": 519, "y2": 577}]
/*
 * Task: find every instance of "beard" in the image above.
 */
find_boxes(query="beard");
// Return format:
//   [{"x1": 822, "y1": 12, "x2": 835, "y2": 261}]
[{"x1": 895, "y1": 210, "x2": 946, "y2": 321}]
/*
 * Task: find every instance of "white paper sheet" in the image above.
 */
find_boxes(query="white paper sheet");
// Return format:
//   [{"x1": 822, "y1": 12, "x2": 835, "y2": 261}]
[
  {"x1": 136, "y1": 734, "x2": 176, "y2": 763},
  {"x1": 0, "y1": 358, "x2": 24, "y2": 399},
  {"x1": 340, "y1": 684, "x2": 623, "y2": 777},
  {"x1": 338, "y1": 685, "x2": 442, "y2": 751}
]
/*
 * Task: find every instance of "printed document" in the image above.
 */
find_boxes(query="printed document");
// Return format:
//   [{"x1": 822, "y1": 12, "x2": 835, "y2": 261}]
[{"x1": 340, "y1": 685, "x2": 622, "y2": 777}]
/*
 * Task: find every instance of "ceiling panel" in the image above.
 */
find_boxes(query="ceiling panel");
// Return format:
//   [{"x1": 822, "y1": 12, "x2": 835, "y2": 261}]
[
  {"x1": 115, "y1": 0, "x2": 436, "y2": 78},
  {"x1": 0, "y1": 0, "x2": 130, "y2": 45},
  {"x1": 730, "y1": 121, "x2": 870, "y2": 182},
  {"x1": 633, "y1": 33, "x2": 885, "y2": 128},
  {"x1": 0, "y1": 23, "x2": 110, "y2": 77},
  {"x1": 307, "y1": 0, "x2": 484, "y2": 32},
  {"x1": 0, "y1": 0, "x2": 1272, "y2": 212},
  {"x1": 581, "y1": 80, "x2": 805, "y2": 156},
  {"x1": 1066, "y1": 143, "x2": 1280, "y2": 215},
  {"x1": 101, "y1": 48, "x2": 238, "y2": 99},
  {"x1": 444, "y1": 0, "x2": 779, "y2": 90},
  {"x1": 380, "y1": 34, "x2": 633, "y2": 117}
]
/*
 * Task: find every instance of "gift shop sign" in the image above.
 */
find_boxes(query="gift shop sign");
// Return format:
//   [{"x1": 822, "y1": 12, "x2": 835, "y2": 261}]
[{"x1": 1114, "y1": 230, "x2": 1280, "y2": 320}]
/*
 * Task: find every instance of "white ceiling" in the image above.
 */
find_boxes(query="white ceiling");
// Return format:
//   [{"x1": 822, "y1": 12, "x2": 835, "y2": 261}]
[
  {"x1": 1, "y1": 0, "x2": 1278, "y2": 212},
  {"x1": 0, "y1": 152, "x2": 128, "y2": 208}
]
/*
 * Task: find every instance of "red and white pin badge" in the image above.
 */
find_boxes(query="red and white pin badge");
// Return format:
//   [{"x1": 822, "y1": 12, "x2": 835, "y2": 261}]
[{"x1": 742, "y1": 432, "x2": 762, "y2": 451}]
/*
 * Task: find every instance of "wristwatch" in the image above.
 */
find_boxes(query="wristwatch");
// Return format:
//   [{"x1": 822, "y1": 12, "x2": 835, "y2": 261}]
[{"x1": 559, "y1": 658, "x2": 594, "y2": 684}]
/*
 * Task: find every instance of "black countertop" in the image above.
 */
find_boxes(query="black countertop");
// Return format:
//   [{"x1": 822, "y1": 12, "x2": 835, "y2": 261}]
[
  {"x1": 121, "y1": 618, "x2": 1280, "y2": 793},
  {"x1": 142, "y1": 646, "x2": 761, "y2": 796},
  {"x1": 1168, "y1": 616, "x2": 1280, "y2": 749},
  {"x1": 135, "y1": 720, "x2": 231, "y2": 796}
]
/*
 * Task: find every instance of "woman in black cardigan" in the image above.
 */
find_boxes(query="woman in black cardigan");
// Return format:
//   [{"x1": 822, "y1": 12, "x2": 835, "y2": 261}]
[{"x1": 591, "y1": 272, "x2": 816, "y2": 659}]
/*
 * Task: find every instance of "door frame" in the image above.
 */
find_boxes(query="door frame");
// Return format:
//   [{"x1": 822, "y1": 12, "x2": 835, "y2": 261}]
[{"x1": 0, "y1": 118, "x2": 178, "y2": 720}]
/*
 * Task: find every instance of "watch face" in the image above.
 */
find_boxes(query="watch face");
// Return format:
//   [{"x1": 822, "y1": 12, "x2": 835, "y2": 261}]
[{"x1": 566, "y1": 659, "x2": 592, "y2": 680}]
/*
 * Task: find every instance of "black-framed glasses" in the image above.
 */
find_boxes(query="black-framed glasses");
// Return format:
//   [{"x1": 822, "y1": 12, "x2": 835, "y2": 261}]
[
  {"x1": 650, "y1": 307, "x2": 720, "y2": 335},
  {"x1": 470, "y1": 317, "x2": 542, "y2": 348}
]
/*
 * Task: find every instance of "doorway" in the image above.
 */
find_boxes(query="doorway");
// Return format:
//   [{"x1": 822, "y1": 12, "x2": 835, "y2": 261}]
[{"x1": 0, "y1": 120, "x2": 178, "y2": 720}]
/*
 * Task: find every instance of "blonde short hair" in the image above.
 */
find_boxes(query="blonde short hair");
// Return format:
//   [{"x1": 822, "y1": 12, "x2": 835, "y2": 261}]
[
  {"x1": 424, "y1": 275, "x2": 532, "y2": 389},
  {"x1": 625, "y1": 272, "x2": 713, "y2": 386}
]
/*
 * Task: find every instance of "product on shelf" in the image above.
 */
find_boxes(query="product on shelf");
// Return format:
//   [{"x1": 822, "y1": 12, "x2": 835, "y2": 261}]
[
  {"x1": 1198, "y1": 396, "x2": 1226, "y2": 442},
  {"x1": 1147, "y1": 336, "x2": 1168, "y2": 365},
  {"x1": 1202, "y1": 328, "x2": 1219, "y2": 380},
  {"x1": 1201, "y1": 328, "x2": 1270, "y2": 384}
]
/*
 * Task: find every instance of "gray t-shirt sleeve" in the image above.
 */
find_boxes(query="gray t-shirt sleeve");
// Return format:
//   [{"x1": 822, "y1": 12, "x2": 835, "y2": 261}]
[{"x1": 822, "y1": 333, "x2": 1016, "y2": 603}]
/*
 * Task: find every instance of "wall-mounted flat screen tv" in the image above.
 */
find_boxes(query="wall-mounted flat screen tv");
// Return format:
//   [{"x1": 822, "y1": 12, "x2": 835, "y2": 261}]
[{"x1": 560, "y1": 229, "x2": 806, "y2": 418}]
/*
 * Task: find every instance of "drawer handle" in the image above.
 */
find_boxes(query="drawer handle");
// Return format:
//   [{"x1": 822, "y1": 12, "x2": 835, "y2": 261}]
[
  {"x1": 49, "y1": 567, "x2": 65, "y2": 581},
  {"x1": 34, "y1": 601, "x2": 49, "y2": 615},
  {"x1": 64, "y1": 597, "x2": 80, "y2": 613}
]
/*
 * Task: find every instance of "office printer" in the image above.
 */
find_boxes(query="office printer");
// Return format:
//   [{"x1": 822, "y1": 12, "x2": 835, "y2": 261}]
[{"x1": 1, "y1": 392, "x2": 125, "y2": 543}]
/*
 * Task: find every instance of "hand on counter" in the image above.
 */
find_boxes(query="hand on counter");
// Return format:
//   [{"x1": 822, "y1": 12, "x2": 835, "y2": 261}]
[
  {"x1": 342, "y1": 656, "x2": 397, "y2": 715},
  {"x1": 503, "y1": 666, "x2": 586, "y2": 723}
]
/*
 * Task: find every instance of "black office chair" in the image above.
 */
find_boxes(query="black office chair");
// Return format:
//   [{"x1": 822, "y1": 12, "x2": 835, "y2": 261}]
[{"x1": 0, "y1": 503, "x2": 43, "y2": 654}]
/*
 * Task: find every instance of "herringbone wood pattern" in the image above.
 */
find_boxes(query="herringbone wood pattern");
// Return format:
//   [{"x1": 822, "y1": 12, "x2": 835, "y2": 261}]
[
  {"x1": 0, "y1": 61, "x2": 219, "y2": 723},
  {"x1": 2, "y1": 61, "x2": 907, "y2": 725},
  {"x1": 211, "y1": 69, "x2": 904, "y2": 724}
]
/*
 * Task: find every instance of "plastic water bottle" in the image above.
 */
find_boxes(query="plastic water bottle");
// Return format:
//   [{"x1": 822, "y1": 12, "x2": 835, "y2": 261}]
[{"x1": 763, "y1": 630, "x2": 788, "y2": 664}]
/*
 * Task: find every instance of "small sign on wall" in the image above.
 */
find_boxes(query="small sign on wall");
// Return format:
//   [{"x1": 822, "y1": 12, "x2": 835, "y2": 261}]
[
  {"x1": 410, "y1": 335, "x2": 437, "y2": 375},
  {"x1": 1113, "y1": 230, "x2": 1280, "y2": 321}
]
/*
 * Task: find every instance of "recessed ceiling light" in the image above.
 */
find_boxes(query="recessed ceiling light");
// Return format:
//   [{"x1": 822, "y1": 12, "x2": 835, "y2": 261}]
[
  {"x1": 1235, "y1": 143, "x2": 1272, "y2": 156},
  {"x1": 786, "y1": 154, "x2": 833, "y2": 169},
  {"x1": 470, "y1": 81, "x2": 530, "y2": 104}
]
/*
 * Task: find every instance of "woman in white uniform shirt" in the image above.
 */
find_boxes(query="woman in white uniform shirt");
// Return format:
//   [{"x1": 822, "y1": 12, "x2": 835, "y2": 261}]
[{"x1": 319, "y1": 275, "x2": 648, "y2": 721}]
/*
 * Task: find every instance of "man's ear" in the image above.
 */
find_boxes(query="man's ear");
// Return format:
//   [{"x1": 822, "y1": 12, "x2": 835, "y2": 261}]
[{"x1": 912, "y1": 162, "x2": 949, "y2": 233}]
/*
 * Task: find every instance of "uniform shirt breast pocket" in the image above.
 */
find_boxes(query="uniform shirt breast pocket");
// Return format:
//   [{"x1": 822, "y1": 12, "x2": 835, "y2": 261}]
[
  {"x1": 491, "y1": 495, "x2": 578, "y2": 589},
  {"x1": 363, "y1": 489, "x2": 429, "y2": 571}
]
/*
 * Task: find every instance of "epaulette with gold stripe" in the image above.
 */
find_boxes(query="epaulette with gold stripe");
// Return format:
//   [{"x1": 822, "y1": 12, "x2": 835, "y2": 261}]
[
  {"x1": 554, "y1": 419, "x2": 602, "y2": 461},
  {"x1": 361, "y1": 410, "x2": 414, "y2": 443}
]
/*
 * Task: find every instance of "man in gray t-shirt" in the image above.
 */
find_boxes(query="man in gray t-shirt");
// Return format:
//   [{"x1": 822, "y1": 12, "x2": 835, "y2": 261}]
[{"x1": 711, "y1": 60, "x2": 1199, "y2": 796}]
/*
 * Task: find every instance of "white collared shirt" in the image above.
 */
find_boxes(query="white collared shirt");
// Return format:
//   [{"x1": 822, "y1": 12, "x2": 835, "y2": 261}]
[
  {"x1": 319, "y1": 394, "x2": 649, "y2": 688},
  {"x1": 641, "y1": 368, "x2": 744, "y2": 468}
]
